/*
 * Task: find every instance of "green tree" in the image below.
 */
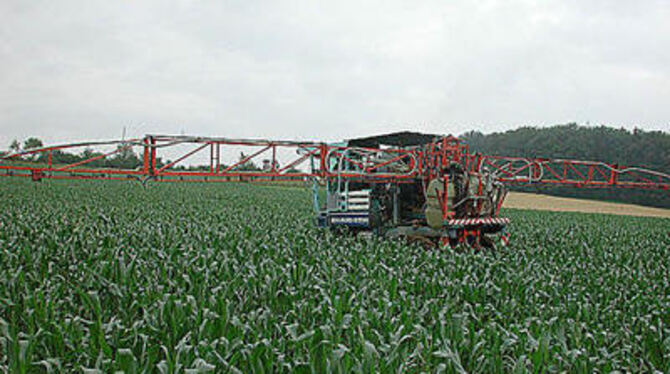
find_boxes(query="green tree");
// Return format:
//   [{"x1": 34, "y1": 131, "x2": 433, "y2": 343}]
[
  {"x1": 22, "y1": 137, "x2": 44, "y2": 161},
  {"x1": 81, "y1": 148, "x2": 104, "y2": 167},
  {"x1": 23, "y1": 137, "x2": 44, "y2": 150},
  {"x1": 9, "y1": 139, "x2": 21, "y2": 153},
  {"x1": 107, "y1": 144, "x2": 141, "y2": 169}
]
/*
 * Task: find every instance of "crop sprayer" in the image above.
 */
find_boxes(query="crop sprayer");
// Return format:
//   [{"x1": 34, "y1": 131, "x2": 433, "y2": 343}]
[{"x1": 2, "y1": 131, "x2": 669, "y2": 248}]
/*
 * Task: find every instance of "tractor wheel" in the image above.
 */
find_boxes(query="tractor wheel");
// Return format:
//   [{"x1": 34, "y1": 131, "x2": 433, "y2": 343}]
[{"x1": 480, "y1": 235, "x2": 495, "y2": 249}]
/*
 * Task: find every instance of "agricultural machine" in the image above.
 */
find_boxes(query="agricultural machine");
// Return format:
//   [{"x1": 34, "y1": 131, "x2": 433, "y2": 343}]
[{"x1": 2, "y1": 131, "x2": 669, "y2": 248}]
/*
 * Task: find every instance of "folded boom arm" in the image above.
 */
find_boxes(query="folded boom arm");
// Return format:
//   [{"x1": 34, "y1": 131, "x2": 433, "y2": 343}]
[{"x1": 474, "y1": 155, "x2": 670, "y2": 190}]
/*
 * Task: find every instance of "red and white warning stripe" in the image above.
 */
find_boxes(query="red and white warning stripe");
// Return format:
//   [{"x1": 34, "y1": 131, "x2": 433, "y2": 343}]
[
  {"x1": 446, "y1": 217, "x2": 510, "y2": 226},
  {"x1": 500, "y1": 232, "x2": 510, "y2": 246}
]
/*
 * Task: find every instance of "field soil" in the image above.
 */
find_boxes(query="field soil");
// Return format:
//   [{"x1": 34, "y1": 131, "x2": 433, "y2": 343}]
[{"x1": 504, "y1": 191, "x2": 670, "y2": 218}]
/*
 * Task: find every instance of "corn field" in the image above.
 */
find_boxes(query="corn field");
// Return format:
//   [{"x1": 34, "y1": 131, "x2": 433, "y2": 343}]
[{"x1": 0, "y1": 179, "x2": 668, "y2": 373}]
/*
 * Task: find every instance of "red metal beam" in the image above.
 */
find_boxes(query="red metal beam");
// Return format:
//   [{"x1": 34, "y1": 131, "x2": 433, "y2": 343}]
[
  {"x1": 219, "y1": 144, "x2": 271, "y2": 174},
  {"x1": 155, "y1": 143, "x2": 209, "y2": 175},
  {"x1": 55, "y1": 144, "x2": 130, "y2": 171},
  {"x1": 277, "y1": 148, "x2": 318, "y2": 174}
]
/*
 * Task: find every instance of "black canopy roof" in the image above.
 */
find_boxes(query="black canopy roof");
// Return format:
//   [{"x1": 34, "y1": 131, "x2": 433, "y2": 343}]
[{"x1": 347, "y1": 131, "x2": 444, "y2": 148}]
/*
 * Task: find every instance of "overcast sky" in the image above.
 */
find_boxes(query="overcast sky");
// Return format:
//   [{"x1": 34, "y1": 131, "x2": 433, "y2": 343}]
[{"x1": 1, "y1": 0, "x2": 669, "y2": 149}]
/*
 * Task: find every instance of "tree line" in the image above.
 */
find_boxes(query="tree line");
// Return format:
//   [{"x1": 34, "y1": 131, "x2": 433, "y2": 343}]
[{"x1": 461, "y1": 124, "x2": 670, "y2": 208}]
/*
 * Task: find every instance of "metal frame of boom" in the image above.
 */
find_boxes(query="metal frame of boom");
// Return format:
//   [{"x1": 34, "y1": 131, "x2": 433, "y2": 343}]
[
  {"x1": 2, "y1": 133, "x2": 668, "y2": 248},
  {"x1": 2, "y1": 134, "x2": 668, "y2": 188}
]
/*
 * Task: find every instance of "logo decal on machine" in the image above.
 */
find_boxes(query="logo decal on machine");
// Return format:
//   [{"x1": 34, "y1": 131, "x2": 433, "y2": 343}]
[{"x1": 330, "y1": 214, "x2": 369, "y2": 226}]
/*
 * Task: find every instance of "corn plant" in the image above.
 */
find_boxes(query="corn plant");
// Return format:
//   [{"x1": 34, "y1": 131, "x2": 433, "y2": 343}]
[{"x1": 0, "y1": 179, "x2": 668, "y2": 373}]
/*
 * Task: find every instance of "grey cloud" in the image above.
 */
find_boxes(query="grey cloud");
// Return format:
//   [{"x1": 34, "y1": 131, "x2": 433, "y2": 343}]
[{"x1": 0, "y1": 0, "x2": 668, "y2": 150}]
